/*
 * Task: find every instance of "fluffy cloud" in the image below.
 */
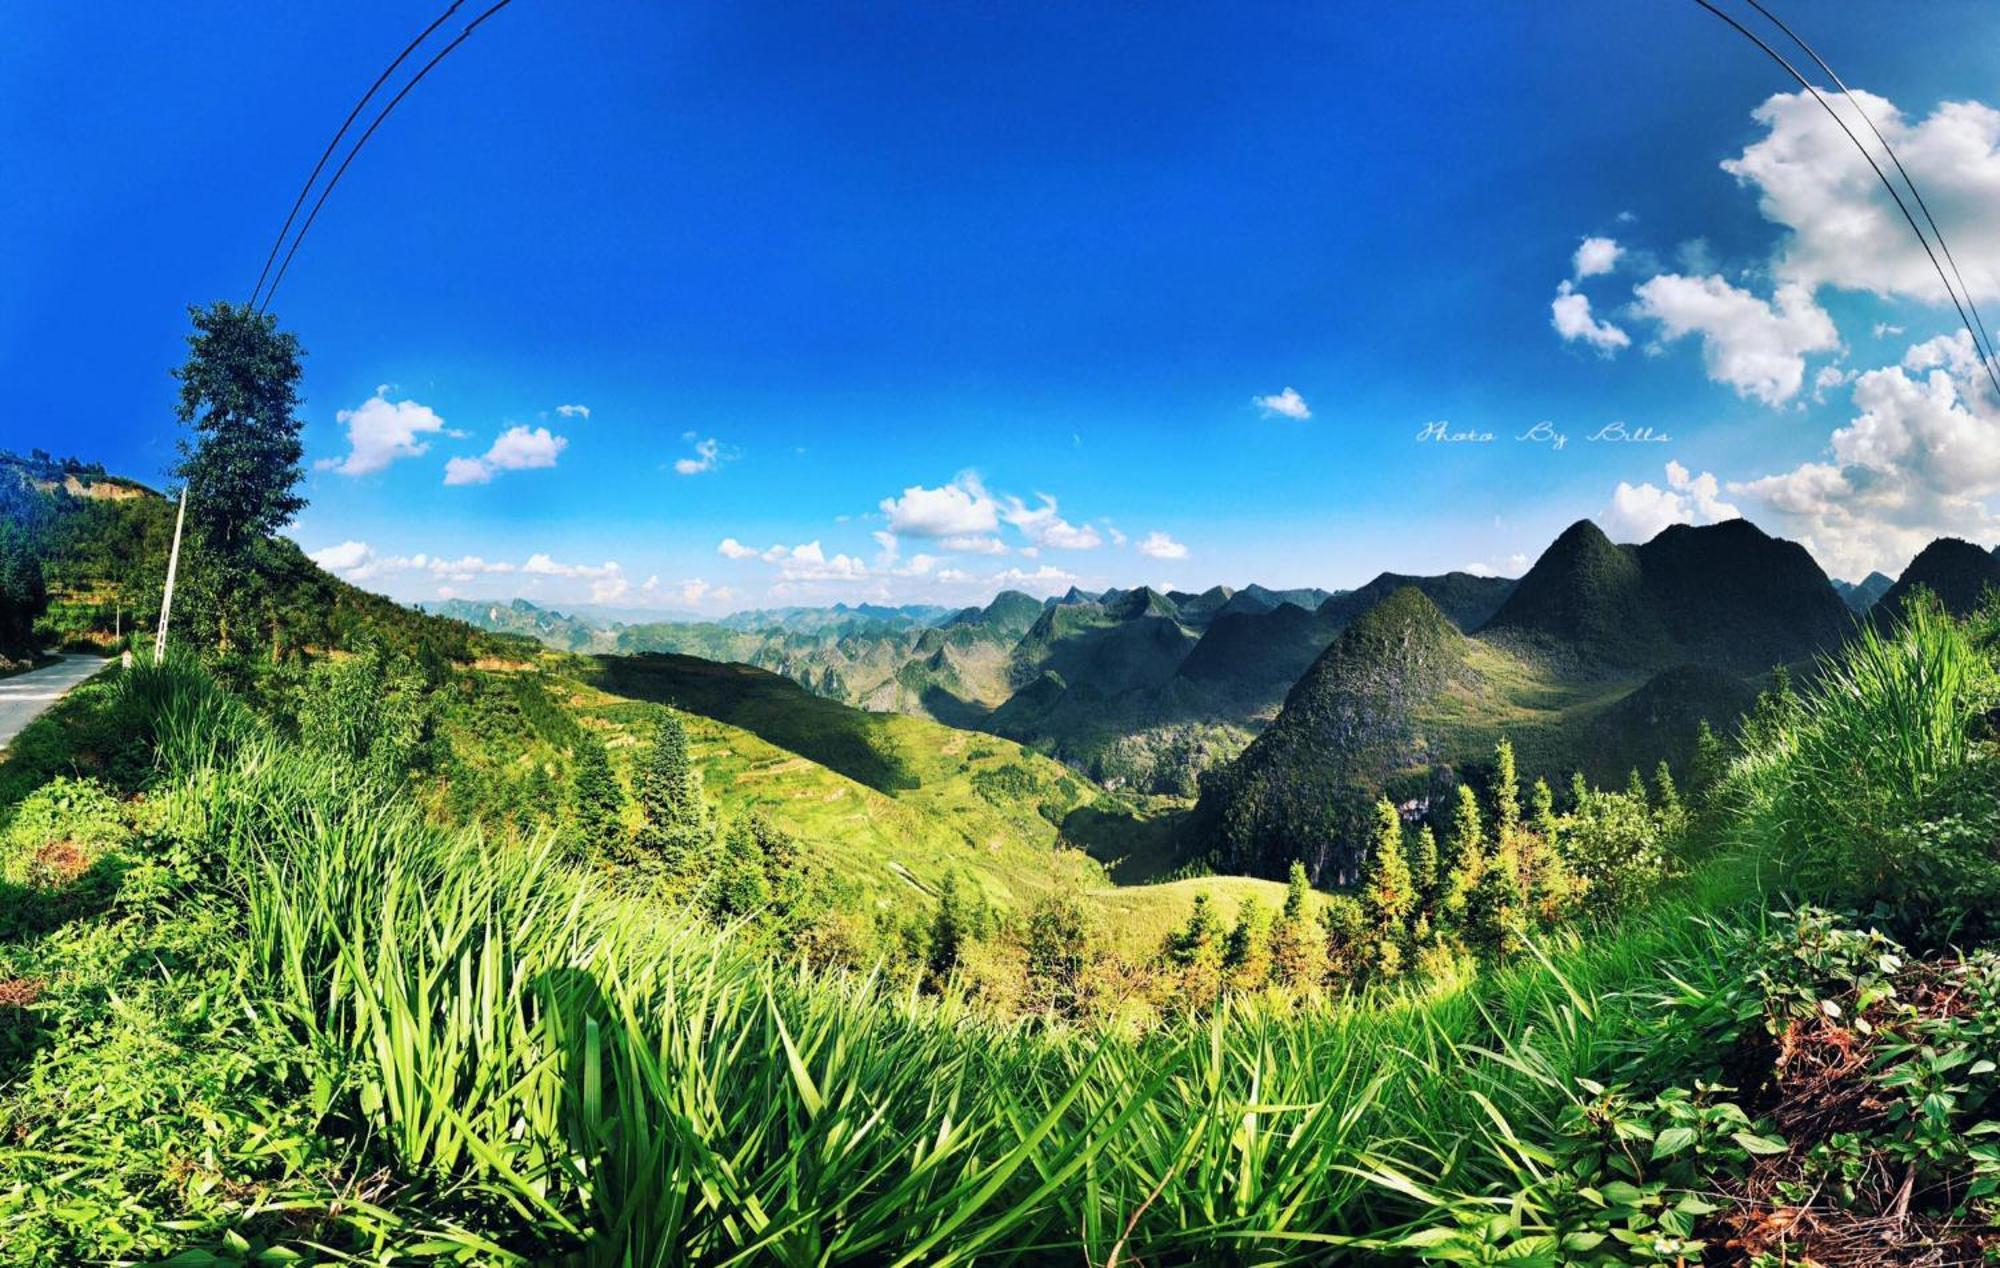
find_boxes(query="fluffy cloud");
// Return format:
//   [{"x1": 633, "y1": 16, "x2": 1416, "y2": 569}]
[
  {"x1": 1729, "y1": 331, "x2": 2000, "y2": 575},
  {"x1": 674, "y1": 435, "x2": 732, "y2": 476},
  {"x1": 776, "y1": 540, "x2": 869, "y2": 582},
  {"x1": 308, "y1": 540, "x2": 371, "y2": 572},
  {"x1": 1000, "y1": 493, "x2": 1102, "y2": 550},
  {"x1": 1252, "y1": 387, "x2": 1311, "y2": 421},
  {"x1": 1573, "y1": 236, "x2": 1623, "y2": 278},
  {"x1": 1632, "y1": 274, "x2": 1838, "y2": 406},
  {"x1": 643, "y1": 576, "x2": 723, "y2": 607},
  {"x1": 717, "y1": 537, "x2": 760, "y2": 559},
  {"x1": 522, "y1": 553, "x2": 620, "y2": 579},
  {"x1": 307, "y1": 542, "x2": 637, "y2": 592},
  {"x1": 555, "y1": 403, "x2": 591, "y2": 419},
  {"x1": 879, "y1": 473, "x2": 999, "y2": 537},
  {"x1": 986, "y1": 565, "x2": 1079, "y2": 593},
  {"x1": 319, "y1": 391, "x2": 449, "y2": 476},
  {"x1": 444, "y1": 425, "x2": 568, "y2": 485},
  {"x1": 1551, "y1": 281, "x2": 1631, "y2": 354},
  {"x1": 1136, "y1": 530, "x2": 1189, "y2": 560},
  {"x1": 1601, "y1": 461, "x2": 1742, "y2": 542},
  {"x1": 942, "y1": 535, "x2": 1009, "y2": 555},
  {"x1": 1723, "y1": 90, "x2": 2000, "y2": 302}
]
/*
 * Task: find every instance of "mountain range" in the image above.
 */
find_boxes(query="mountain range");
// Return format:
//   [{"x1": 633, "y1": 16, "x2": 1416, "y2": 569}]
[{"x1": 431, "y1": 515, "x2": 1998, "y2": 881}]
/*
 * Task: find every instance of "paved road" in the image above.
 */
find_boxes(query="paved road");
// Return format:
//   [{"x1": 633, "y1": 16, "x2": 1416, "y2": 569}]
[{"x1": 0, "y1": 654, "x2": 113, "y2": 750}]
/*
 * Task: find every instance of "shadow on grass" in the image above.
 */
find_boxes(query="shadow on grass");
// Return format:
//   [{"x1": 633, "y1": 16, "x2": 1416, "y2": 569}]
[{"x1": 1060, "y1": 802, "x2": 1193, "y2": 884}]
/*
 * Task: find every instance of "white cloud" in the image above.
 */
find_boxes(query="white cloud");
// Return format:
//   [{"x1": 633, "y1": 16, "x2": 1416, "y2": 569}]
[
  {"x1": 1573, "y1": 236, "x2": 1623, "y2": 278},
  {"x1": 987, "y1": 565, "x2": 1079, "y2": 593},
  {"x1": 1723, "y1": 90, "x2": 2000, "y2": 303},
  {"x1": 1601, "y1": 460, "x2": 1742, "y2": 542},
  {"x1": 1000, "y1": 492, "x2": 1103, "y2": 550},
  {"x1": 306, "y1": 542, "x2": 643, "y2": 595},
  {"x1": 1874, "y1": 322, "x2": 1906, "y2": 339},
  {"x1": 1551, "y1": 281, "x2": 1631, "y2": 354},
  {"x1": 1632, "y1": 274, "x2": 1838, "y2": 406},
  {"x1": 717, "y1": 537, "x2": 759, "y2": 559},
  {"x1": 674, "y1": 436, "x2": 731, "y2": 476},
  {"x1": 1252, "y1": 387, "x2": 1312, "y2": 421},
  {"x1": 592, "y1": 576, "x2": 630, "y2": 604},
  {"x1": 308, "y1": 540, "x2": 372, "y2": 572},
  {"x1": 941, "y1": 535, "x2": 1008, "y2": 555},
  {"x1": 319, "y1": 392, "x2": 449, "y2": 476},
  {"x1": 555, "y1": 403, "x2": 591, "y2": 419},
  {"x1": 1729, "y1": 330, "x2": 2000, "y2": 575},
  {"x1": 444, "y1": 425, "x2": 568, "y2": 485},
  {"x1": 879, "y1": 473, "x2": 999, "y2": 537},
  {"x1": 895, "y1": 553, "x2": 942, "y2": 577},
  {"x1": 523, "y1": 554, "x2": 620, "y2": 579},
  {"x1": 1136, "y1": 530, "x2": 1189, "y2": 560},
  {"x1": 776, "y1": 540, "x2": 869, "y2": 583}
]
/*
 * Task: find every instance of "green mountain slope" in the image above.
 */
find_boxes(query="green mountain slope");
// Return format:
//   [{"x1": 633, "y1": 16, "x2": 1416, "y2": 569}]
[
  {"x1": 1190, "y1": 588, "x2": 1474, "y2": 882},
  {"x1": 1875, "y1": 536, "x2": 2000, "y2": 623},
  {"x1": 1481, "y1": 518, "x2": 1849, "y2": 673}
]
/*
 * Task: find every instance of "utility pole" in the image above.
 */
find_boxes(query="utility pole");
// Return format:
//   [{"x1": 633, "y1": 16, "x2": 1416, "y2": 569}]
[{"x1": 154, "y1": 486, "x2": 188, "y2": 667}]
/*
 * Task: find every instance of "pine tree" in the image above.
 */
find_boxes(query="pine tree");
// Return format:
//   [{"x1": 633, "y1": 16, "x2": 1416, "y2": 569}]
[
  {"x1": 1569, "y1": 770, "x2": 1590, "y2": 811},
  {"x1": 635, "y1": 709, "x2": 707, "y2": 870},
  {"x1": 1625, "y1": 767, "x2": 1649, "y2": 803},
  {"x1": 1492, "y1": 737, "x2": 1522, "y2": 840},
  {"x1": 1652, "y1": 760, "x2": 1681, "y2": 817},
  {"x1": 1360, "y1": 799, "x2": 1414, "y2": 975},
  {"x1": 924, "y1": 871, "x2": 969, "y2": 992},
  {"x1": 569, "y1": 732, "x2": 623, "y2": 859},
  {"x1": 1168, "y1": 892, "x2": 1228, "y2": 1009},
  {"x1": 1409, "y1": 824, "x2": 1440, "y2": 911},
  {"x1": 1530, "y1": 777, "x2": 1558, "y2": 841},
  {"x1": 1222, "y1": 895, "x2": 1271, "y2": 988},
  {"x1": 1524, "y1": 776, "x2": 1570, "y2": 923},
  {"x1": 1440, "y1": 783, "x2": 1487, "y2": 927},
  {"x1": 1268, "y1": 861, "x2": 1321, "y2": 989},
  {"x1": 1690, "y1": 718, "x2": 1727, "y2": 806}
]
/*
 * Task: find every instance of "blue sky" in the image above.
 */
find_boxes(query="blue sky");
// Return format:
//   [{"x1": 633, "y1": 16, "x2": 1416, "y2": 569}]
[{"x1": 6, "y1": 1, "x2": 2000, "y2": 613}]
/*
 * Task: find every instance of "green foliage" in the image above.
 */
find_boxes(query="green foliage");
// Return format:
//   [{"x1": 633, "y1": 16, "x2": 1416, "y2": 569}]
[
  {"x1": 1022, "y1": 888, "x2": 1094, "y2": 1018},
  {"x1": 1741, "y1": 595, "x2": 2000, "y2": 936},
  {"x1": 568, "y1": 730, "x2": 623, "y2": 858},
  {"x1": 293, "y1": 645, "x2": 437, "y2": 783},
  {"x1": 633, "y1": 709, "x2": 708, "y2": 869},
  {"x1": 0, "y1": 520, "x2": 48, "y2": 656},
  {"x1": 1360, "y1": 799, "x2": 1415, "y2": 975}
]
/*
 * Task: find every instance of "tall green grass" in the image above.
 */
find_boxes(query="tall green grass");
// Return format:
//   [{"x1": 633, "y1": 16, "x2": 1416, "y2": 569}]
[
  {"x1": 129, "y1": 664, "x2": 1775, "y2": 1265},
  {"x1": 78, "y1": 596, "x2": 1987, "y2": 1263}
]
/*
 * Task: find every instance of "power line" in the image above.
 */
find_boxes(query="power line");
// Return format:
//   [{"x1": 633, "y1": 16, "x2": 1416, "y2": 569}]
[
  {"x1": 1691, "y1": 0, "x2": 2000, "y2": 399},
  {"x1": 1738, "y1": 0, "x2": 1999, "y2": 382},
  {"x1": 248, "y1": 1, "x2": 468, "y2": 312},
  {"x1": 259, "y1": 0, "x2": 517, "y2": 312}
]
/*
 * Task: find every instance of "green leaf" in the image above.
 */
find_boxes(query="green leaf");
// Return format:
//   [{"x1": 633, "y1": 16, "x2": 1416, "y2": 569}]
[
  {"x1": 1651, "y1": 1126, "x2": 1696, "y2": 1159},
  {"x1": 1733, "y1": 1131, "x2": 1788, "y2": 1156}
]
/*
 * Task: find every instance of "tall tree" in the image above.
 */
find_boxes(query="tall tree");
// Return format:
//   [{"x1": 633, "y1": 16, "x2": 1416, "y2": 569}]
[
  {"x1": 1491, "y1": 737, "x2": 1522, "y2": 840},
  {"x1": 1690, "y1": 719, "x2": 1727, "y2": 807},
  {"x1": 172, "y1": 301, "x2": 307, "y2": 650},
  {"x1": 1268, "y1": 860, "x2": 1321, "y2": 989},
  {"x1": 634, "y1": 709, "x2": 708, "y2": 870},
  {"x1": 924, "y1": 871, "x2": 969, "y2": 992},
  {"x1": 1360, "y1": 799, "x2": 1414, "y2": 976},
  {"x1": 569, "y1": 732, "x2": 624, "y2": 859}
]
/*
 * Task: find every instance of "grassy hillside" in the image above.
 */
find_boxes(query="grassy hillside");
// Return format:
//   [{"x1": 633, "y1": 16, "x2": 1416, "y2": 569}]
[
  {"x1": 574, "y1": 659, "x2": 1099, "y2": 906},
  {"x1": 6, "y1": 600, "x2": 1991, "y2": 1265}
]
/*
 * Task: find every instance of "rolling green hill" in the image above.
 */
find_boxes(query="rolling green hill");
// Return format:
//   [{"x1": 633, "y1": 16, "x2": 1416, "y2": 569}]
[
  {"x1": 1184, "y1": 516, "x2": 1844, "y2": 883},
  {"x1": 1874, "y1": 536, "x2": 2000, "y2": 623}
]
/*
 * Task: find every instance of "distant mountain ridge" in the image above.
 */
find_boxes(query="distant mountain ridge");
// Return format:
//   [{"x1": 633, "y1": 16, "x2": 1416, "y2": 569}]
[
  {"x1": 1873, "y1": 537, "x2": 2000, "y2": 624},
  {"x1": 1480, "y1": 518, "x2": 1849, "y2": 673}
]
